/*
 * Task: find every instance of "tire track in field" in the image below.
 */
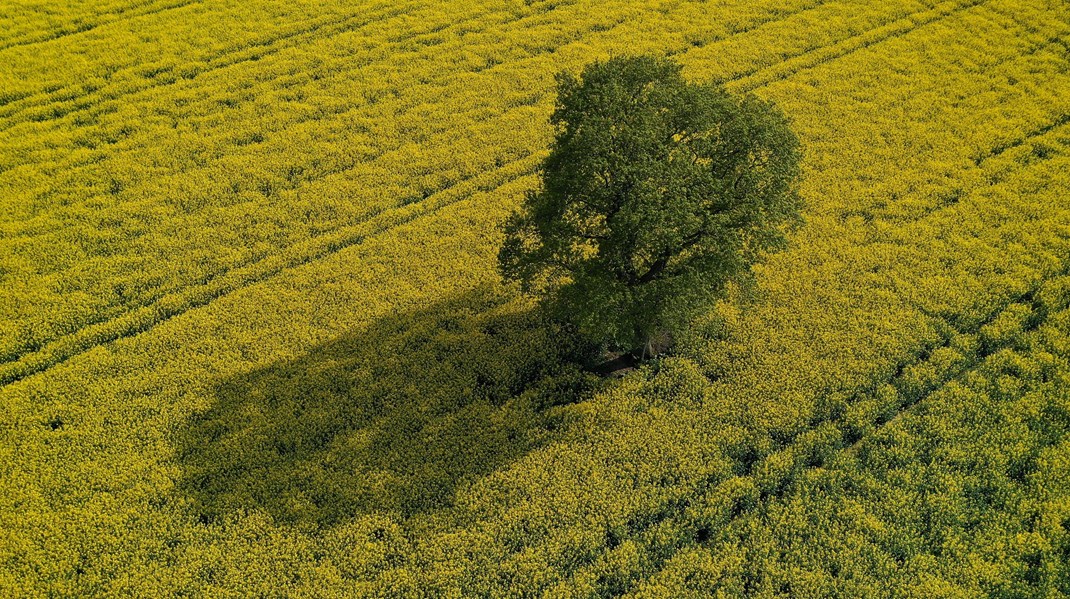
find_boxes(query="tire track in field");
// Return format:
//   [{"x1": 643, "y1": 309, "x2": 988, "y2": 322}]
[
  {"x1": 636, "y1": 284, "x2": 1070, "y2": 595},
  {"x1": 0, "y1": 0, "x2": 465, "y2": 122},
  {"x1": 0, "y1": 151, "x2": 544, "y2": 386},
  {"x1": 729, "y1": 0, "x2": 990, "y2": 92},
  {"x1": 664, "y1": 0, "x2": 835, "y2": 56},
  {"x1": 0, "y1": 0, "x2": 1045, "y2": 385},
  {"x1": 862, "y1": 92, "x2": 1070, "y2": 228},
  {"x1": 0, "y1": 0, "x2": 592, "y2": 205},
  {"x1": 0, "y1": 0, "x2": 158, "y2": 46},
  {"x1": 587, "y1": 266, "x2": 1068, "y2": 597},
  {"x1": 0, "y1": 0, "x2": 573, "y2": 126},
  {"x1": 984, "y1": 0, "x2": 1070, "y2": 51},
  {"x1": 0, "y1": 0, "x2": 678, "y2": 214},
  {"x1": 979, "y1": 112, "x2": 1070, "y2": 165},
  {"x1": 0, "y1": 0, "x2": 202, "y2": 53},
  {"x1": 829, "y1": 28, "x2": 1070, "y2": 228}
]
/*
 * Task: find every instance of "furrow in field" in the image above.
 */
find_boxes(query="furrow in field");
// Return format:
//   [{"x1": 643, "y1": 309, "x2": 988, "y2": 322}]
[
  {"x1": 0, "y1": 0, "x2": 156, "y2": 46},
  {"x1": 730, "y1": 0, "x2": 990, "y2": 91},
  {"x1": 0, "y1": 0, "x2": 611, "y2": 222},
  {"x1": 0, "y1": 151, "x2": 543, "y2": 387},
  {"x1": 676, "y1": 0, "x2": 935, "y2": 78},
  {"x1": 980, "y1": 112, "x2": 1070, "y2": 164},
  {"x1": 0, "y1": 0, "x2": 499, "y2": 124},
  {"x1": 0, "y1": 0, "x2": 202, "y2": 53},
  {"x1": 0, "y1": 0, "x2": 474, "y2": 124},
  {"x1": 860, "y1": 100, "x2": 1070, "y2": 228},
  {"x1": 626, "y1": 299, "x2": 1070, "y2": 596}
]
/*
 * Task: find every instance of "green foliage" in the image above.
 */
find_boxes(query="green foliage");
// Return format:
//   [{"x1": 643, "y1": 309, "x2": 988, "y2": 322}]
[{"x1": 499, "y1": 54, "x2": 802, "y2": 350}]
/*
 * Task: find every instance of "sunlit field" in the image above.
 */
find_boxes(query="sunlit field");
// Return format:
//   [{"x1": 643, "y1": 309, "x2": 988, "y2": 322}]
[{"x1": 2, "y1": 0, "x2": 1069, "y2": 595}]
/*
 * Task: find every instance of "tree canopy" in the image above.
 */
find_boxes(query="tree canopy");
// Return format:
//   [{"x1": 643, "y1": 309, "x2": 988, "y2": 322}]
[{"x1": 499, "y1": 54, "x2": 804, "y2": 353}]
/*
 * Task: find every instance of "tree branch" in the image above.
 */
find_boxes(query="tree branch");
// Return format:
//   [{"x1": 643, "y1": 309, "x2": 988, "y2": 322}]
[{"x1": 633, "y1": 229, "x2": 707, "y2": 285}]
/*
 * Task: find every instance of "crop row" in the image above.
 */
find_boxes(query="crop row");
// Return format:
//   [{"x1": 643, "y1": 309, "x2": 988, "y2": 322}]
[
  {"x1": 0, "y1": 0, "x2": 197, "y2": 53},
  {"x1": 0, "y1": 0, "x2": 440, "y2": 116},
  {"x1": 0, "y1": 150, "x2": 545, "y2": 385}
]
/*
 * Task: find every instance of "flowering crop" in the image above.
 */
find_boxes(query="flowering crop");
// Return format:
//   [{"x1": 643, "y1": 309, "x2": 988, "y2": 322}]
[{"x1": 1, "y1": 0, "x2": 1069, "y2": 595}]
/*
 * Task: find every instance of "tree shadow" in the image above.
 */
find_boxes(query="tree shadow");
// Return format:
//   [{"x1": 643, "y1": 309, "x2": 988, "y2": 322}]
[{"x1": 175, "y1": 286, "x2": 598, "y2": 528}]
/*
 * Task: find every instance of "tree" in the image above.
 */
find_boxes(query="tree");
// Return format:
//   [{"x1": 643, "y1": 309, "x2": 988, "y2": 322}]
[{"x1": 499, "y1": 54, "x2": 803, "y2": 356}]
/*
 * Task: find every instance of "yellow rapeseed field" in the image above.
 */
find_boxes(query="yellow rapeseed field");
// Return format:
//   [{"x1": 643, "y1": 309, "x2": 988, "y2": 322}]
[{"x1": 1, "y1": 0, "x2": 1069, "y2": 595}]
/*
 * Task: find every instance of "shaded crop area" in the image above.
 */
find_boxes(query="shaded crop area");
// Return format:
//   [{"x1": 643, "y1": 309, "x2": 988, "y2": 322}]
[
  {"x1": 177, "y1": 288, "x2": 595, "y2": 526},
  {"x1": 1, "y1": 0, "x2": 1070, "y2": 596}
]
